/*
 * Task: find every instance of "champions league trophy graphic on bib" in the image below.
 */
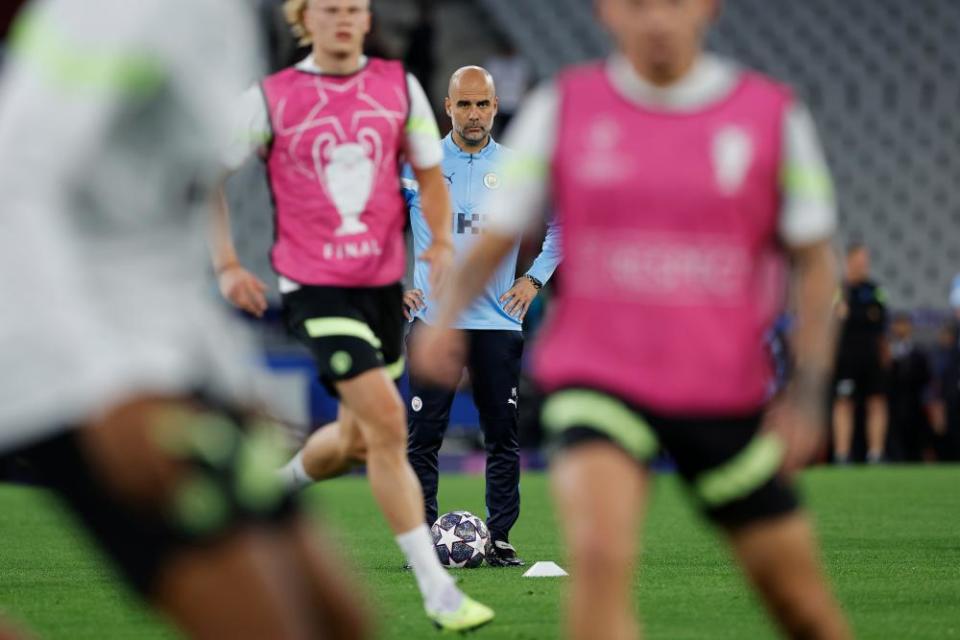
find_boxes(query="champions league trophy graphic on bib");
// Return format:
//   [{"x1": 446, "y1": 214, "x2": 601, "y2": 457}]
[
  {"x1": 314, "y1": 128, "x2": 382, "y2": 237},
  {"x1": 271, "y1": 70, "x2": 408, "y2": 245}
]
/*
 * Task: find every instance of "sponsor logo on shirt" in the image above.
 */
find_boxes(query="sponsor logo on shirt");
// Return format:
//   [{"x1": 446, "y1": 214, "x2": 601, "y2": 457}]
[
  {"x1": 712, "y1": 125, "x2": 754, "y2": 195},
  {"x1": 570, "y1": 231, "x2": 752, "y2": 304},
  {"x1": 456, "y1": 212, "x2": 488, "y2": 235}
]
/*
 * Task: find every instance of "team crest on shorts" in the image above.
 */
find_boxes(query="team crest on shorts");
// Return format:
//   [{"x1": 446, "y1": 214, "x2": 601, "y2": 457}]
[
  {"x1": 411, "y1": 396, "x2": 423, "y2": 412},
  {"x1": 330, "y1": 351, "x2": 353, "y2": 376},
  {"x1": 483, "y1": 172, "x2": 500, "y2": 189}
]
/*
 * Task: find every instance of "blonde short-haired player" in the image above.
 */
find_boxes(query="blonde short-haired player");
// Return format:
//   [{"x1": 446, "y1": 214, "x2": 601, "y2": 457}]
[{"x1": 214, "y1": 0, "x2": 494, "y2": 632}]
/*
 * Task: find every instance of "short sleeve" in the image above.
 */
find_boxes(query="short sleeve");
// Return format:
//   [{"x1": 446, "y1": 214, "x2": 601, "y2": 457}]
[
  {"x1": 485, "y1": 82, "x2": 558, "y2": 236},
  {"x1": 778, "y1": 102, "x2": 838, "y2": 247},
  {"x1": 221, "y1": 84, "x2": 272, "y2": 171},
  {"x1": 403, "y1": 73, "x2": 443, "y2": 169}
]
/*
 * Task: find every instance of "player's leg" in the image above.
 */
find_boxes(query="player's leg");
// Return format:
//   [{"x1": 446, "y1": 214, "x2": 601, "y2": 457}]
[
  {"x1": 467, "y1": 329, "x2": 523, "y2": 564},
  {"x1": 725, "y1": 514, "x2": 851, "y2": 640},
  {"x1": 278, "y1": 412, "x2": 368, "y2": 490},
  {"x1": 273, "y1": 517, "x2": 373, "y2": 639},
  {"x1": 831, "y1": 394, "x2": 854, "y2": 463},
  {"x1": 275, "y1": 286, "x2": 372, "y2": 490},
  {"x1": 31, "y1": 397, "x2": 368, "y2": 640},
  {"x1": 161, "y1": 517, "x2": 372, "y2": 639},
  {"x1": 831, "y1": 352, "x2": 857, "y2": 464},
  {"x1": 336, "y1": 369, "x2": 494, "y2": 630},
  {"x1": 552, "y1": 443, "x2": 648, "y2": 640},
  {"x1": 153, "y1": 527, "x2": 322, "y2": 640},
  {"x1": 0, "y1": 619, "x2": 28, "y2": 640},
  {"x1": 541, "y1": 390, "x2": 658, "y2": 640},
  {"x1": 659, "y1": 415, "x2": 850, "y2": 640},
  {"x1": 337, "y1": 371, "x2": 423, "y2": 530},
  {"x1": 406, "y1": 321, "x2": 457, "y2": 527},
  {"x1": 864, "y1": 393, "x2": 888, "y2": 463}
]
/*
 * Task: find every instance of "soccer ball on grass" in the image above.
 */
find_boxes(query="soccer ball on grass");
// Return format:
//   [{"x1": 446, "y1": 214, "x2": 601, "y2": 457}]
[{"x1": 431, "y1": 511, "x2": 490, "y2": 568}]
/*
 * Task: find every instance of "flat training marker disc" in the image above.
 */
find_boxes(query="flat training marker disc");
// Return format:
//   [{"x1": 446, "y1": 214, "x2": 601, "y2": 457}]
[{"x1": 522, "y1": 561, "x2": 568, "y2": 577}]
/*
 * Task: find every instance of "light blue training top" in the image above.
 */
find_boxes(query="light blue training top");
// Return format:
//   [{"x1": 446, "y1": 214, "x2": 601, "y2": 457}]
[{"x1": 403, "y1": 134, "x2": 561, "y2": 331}]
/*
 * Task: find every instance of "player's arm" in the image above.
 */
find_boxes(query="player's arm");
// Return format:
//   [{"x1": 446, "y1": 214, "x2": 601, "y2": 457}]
[
  {"x1": 766, "y1": 102, "x2": 841, "y2": 474},
  {"x1": 211, "y1": 183, "x2": 268, "y2": 317},
  {"x1": 404, "y1": 73, "x2": 453, "y2": 294},
  {"x1": 788, "y1": 240, "x2": 840, "y2": 404},
  {"x1": 400, "y1": 165, "x2": 427, "y2": 320},
  {"x1": 411, "y1": 83, "x2": 557, "y2": 384},
  {"x1": 413, "y1": 164, "x2": 455, "y2": 294},
  {"x1": 209, "y1": 85, "x2": 273, "y2": 317}
]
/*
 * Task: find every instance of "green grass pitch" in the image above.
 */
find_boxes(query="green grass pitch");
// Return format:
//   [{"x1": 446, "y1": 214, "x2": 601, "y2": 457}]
[{"x1": 1, "y1": 467, "x2": 958, "y2": 639}]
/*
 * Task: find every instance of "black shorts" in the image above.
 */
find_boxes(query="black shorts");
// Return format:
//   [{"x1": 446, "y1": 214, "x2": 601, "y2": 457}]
[
  {"x1": 541, "y1": 387, "x2": 799, "y2": 528},
  {"x1": 282, "y1": 283, "x2": 405, "y2": 395},
  {"x1": 834, "y1": 339, "x2": 886, "y2": 397},
  {"x1": 15, "y1": 408, "x2": 298, "y2": 596}
]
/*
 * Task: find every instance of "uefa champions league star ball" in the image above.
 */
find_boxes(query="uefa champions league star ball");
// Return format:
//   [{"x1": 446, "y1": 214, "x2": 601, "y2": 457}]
[{"x1": 431, "y1": 511, "x2": 490, "y2": 568}]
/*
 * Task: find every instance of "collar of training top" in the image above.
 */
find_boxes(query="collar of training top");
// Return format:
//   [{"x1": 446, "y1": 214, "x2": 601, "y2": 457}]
[
  {"x1": 295, "y1": 54, "x2": 370, "y2": 76},
  {"x1": 605, "y1": 53, "x2": 741, "y2": 113},
  {"x1": 444, "y1": 133, "x2": 498, "y2": 159}
]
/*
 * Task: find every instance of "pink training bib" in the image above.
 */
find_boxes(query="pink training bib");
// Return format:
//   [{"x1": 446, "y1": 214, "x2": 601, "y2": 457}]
[
  {"x1": 535, "y1": 63, "x2": 792, "y2": 416},
  {"x1": 262, "y1": 58, "x2": 409, "y2": 287}
]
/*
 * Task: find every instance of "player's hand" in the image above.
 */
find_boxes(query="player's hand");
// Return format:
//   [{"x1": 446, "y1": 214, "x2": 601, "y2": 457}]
[
  {"x1": 409, "y1": 323, "x2": 466, "y2": 388},
  {"x1": 403, "y1": 288, "x2": 426, "y2": 321},
  {"x1": 835, "y1": 301, "x2": 849, "y2": 320},
  {"x1": 500, "y1": 277, "x2": 539, "y2": 321},
  {"x1": 218, "y1": 263, "x2": 268, "y2": 318},
  {"x1": 762, "y1": 373, "x2": 828, "y2": 477},
  {"x1": 419, "y1": 240, "x2": 454, "y2": 299}
]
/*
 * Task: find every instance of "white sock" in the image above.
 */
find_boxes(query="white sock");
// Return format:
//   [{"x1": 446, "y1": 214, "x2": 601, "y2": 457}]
[
  {"x1": 276, "y1": 451, "x2": 313, "y2": 491},
  {"x1": 395, "y1": 524, "x2": 461, "y2": 612}
]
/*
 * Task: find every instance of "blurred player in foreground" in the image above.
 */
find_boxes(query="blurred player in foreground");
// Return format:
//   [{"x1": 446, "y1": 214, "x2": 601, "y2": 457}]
[
  {"x1": 0, "y1": 0, "x2": 367, "y2": 638},
  {"x1": 214, "y1": 0, "x2": 494, "y2": 631},
  {"x1": 402, "y1": 66, "x2": 561, "y2": 566},
  {"x1": 413, "y1": 0, "x2": 851, "y2": 638}
]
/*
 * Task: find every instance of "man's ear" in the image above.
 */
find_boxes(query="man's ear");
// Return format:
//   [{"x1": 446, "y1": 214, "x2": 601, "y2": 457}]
[
  {"x1": 362, "y1": 8, "x2": 372, "y2": 35},
  {"x1": 444, "y1": 96, "x2": 452, "y2": 118}
]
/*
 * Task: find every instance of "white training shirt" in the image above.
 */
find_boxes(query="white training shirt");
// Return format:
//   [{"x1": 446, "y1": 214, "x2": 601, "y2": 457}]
[
  {"x1": 486, "y1": 54, "x2": 837, "y2": 248},
  {"x1": 223, "y1": 54, "x2": 444, "y2": 172},
  {"x1": 0, "y1": 0, "x2": 263, "y2": 451}
]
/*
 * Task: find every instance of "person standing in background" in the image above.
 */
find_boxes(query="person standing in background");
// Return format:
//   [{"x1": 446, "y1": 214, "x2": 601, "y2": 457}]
[
  {"x1": 886, "y1": 314, "x2": 932, "y2": 461},
  {"x1": 929, "y1": 279, "x2": 960, "y2": 461},
  {"x1": 402, "y1": 66, "x2": 561, "y2": 567},
  {"x1": 832, "y1": 243, "x2": 889, "y2": 464}
]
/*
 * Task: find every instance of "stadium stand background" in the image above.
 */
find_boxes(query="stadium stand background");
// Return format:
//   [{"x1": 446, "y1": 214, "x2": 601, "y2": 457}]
[{"x1": 479, "y1": 0, "x2": 960, "y2": 311}]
